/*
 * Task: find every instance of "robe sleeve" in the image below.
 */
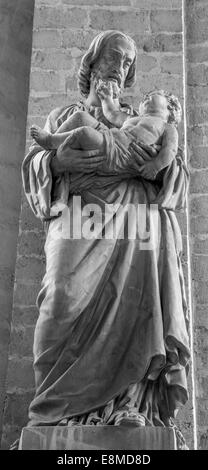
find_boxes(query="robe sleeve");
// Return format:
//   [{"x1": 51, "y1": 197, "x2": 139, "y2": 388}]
[
  {"x1": 22, "y1": 105, "x2": 77, "y2": 221},
  {"x1": 153, "y1": 147, "x2": 189, "y2": 211}
]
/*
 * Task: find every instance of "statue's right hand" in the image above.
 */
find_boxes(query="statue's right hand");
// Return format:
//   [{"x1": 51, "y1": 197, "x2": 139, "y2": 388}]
[{"x1": 51, "y1": 147, "x2": 105, "y2": 175}]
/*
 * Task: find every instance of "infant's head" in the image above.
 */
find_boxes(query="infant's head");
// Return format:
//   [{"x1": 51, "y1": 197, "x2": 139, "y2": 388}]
[{"x1": 139, "y1": 90, "x2": 182, "y2": 127}]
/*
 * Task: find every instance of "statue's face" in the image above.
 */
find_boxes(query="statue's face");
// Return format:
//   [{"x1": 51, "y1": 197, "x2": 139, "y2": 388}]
[{"x1": 91, "y1": 36, "x2": 135, "y2": 95}]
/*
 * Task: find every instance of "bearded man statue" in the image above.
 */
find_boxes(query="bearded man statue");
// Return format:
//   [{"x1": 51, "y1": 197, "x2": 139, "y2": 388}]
[{"x1": 22, "y1": 30, "x2": 190, "y2": 448}]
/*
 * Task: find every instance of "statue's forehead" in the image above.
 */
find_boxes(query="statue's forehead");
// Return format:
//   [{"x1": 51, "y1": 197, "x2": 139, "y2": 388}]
[{"x1": 103, "y1": 36, "x2": 135, "y2": 56}]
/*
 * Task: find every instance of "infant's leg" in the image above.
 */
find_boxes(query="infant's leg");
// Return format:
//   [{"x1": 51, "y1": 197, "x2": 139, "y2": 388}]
[
  {"x1": 56, "y1": 111, "x2": 100, "y2": 134},
  {"x1": 66, "y1": 126, "x2": 105, "y2": 151},
  {"x1": 30, "y1": 111, "x2": 100, "y2": 150}
]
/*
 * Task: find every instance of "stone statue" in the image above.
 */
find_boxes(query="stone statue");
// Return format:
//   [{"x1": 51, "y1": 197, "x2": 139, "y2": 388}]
[{"x1": 22, "y1": 30, "x2": 190, "y2": 448}]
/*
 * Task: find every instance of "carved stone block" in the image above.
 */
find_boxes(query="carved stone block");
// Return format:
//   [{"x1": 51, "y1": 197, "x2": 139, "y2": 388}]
[{"x1": 19, "y1": 425, "x2": 177, "y2": 450}]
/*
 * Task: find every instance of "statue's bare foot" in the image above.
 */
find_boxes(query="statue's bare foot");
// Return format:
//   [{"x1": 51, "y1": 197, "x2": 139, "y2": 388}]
[
  {"x1": 58, "y1": 417, "x2": 80, "y2": 426},
  {"x1": 30, "y1": 125, "x2": 53, "y2": 150},
  {"x1": 114, "y1": 410, "x2": 146, "y2": 427},
  {"x1": 58, "y1": 418, "x2": 68, "y2": 426}
]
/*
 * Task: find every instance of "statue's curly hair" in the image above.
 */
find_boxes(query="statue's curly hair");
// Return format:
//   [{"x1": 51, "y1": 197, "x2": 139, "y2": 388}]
[
  {"x1": 77, "y1": 30, "x2": 137, "y2": 97},
  {"x1": 140, "y1": 89, "x2": 182, "y2": 127}
]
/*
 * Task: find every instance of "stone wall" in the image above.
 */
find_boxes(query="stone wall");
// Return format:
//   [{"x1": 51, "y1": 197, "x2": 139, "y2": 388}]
[
  {"x1": 186, "y1": 0, "x2": 208, "y2": 450},
  {"x1": 1, "y1": 0, "x2": 207, "y2": 449},
  {"x1": 0, "y1": 0, "x2": 34, "y2": 445}
]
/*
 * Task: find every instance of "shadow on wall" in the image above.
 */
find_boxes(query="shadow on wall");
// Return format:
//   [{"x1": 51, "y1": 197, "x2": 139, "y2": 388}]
[{"x1": 0, "y1": 0, "x2": 35, "y2": 447}]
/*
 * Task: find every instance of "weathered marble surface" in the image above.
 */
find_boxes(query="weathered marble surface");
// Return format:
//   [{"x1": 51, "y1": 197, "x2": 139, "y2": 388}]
[{"x1": 19, "y1": 426, "x2": 177, "y2": 450}]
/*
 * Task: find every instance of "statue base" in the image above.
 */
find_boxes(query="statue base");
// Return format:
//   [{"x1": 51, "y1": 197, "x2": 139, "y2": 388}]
[{"x1": 19, "y1": 426, "x2": 177, "y2": 450}]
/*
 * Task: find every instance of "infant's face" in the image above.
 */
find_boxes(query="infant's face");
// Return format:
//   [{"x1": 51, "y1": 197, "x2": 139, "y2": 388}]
[{"x1": 140, "y1": 93, "x2": 169, "y2": 119}]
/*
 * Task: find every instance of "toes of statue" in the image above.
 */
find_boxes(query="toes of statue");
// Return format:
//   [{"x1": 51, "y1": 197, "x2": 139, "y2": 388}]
[
  {"x1": 114, "y1": 411, "x2": 146, "y2": 427},
  {"x1": 58, "y1": 418, "x2": 68, "y2": 426}
]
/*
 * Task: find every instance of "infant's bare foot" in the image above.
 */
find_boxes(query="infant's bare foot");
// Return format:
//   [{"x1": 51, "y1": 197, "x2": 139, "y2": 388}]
[{"x1": 30, "y1": 125, "x2": 53, "y2": 150}]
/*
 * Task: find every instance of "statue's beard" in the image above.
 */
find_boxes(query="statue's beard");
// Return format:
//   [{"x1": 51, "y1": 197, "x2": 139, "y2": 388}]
[{"x1": 90, "y1": 70, "x2": 123, "y2": 99}]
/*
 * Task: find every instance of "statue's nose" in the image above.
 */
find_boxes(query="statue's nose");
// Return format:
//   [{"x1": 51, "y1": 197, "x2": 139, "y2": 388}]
[
  {"x1": 112, "y1": 63, "x2": 124, "y2": 77},
  {"x1": 112, "y1": 66, "x2": 120, "y2": 75}
]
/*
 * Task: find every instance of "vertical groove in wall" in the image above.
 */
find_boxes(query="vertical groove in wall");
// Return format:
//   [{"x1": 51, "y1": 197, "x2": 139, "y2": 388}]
[
  {"x1": 0, "y1": 0, "x2": 35, "y2": 448},
  {"x1": 182, "y1": 0, "x2": 197, "y2": 450}
]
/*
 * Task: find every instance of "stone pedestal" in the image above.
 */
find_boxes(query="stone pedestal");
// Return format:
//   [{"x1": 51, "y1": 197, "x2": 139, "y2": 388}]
[{"x1": 19, "y1": 426, "x2": 177, "y2": 450}]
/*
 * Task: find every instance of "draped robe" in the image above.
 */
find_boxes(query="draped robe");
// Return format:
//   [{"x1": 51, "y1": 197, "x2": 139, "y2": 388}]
[{"x1": 22, "y1": 101, "x2": 190, "y2": 428}]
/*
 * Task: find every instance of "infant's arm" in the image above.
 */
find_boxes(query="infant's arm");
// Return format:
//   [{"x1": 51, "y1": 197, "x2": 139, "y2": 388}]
[
  {"x1": 153, "y1": 124, "x2": 178, "y2": 172},
  {"x1": 96, "y1": 80, "x2": 130, "y2": 128},
  {"x1": 102, "y1": 96, "x2": 130, "y2": 128}
]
